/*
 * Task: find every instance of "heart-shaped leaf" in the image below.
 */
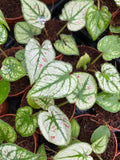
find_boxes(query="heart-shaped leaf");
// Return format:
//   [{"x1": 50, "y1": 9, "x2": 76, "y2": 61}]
[
  {"x1": 110, "y1": 25, "x2": 120, "y2": 33},
  {"x1": 97, "y1": 35, "x2": 120, "y2": 61},
  {"x1": 0, "y1": 23, "x2": 8, "y2": 45},
  {"x1": 54, "y1": 34, "x2": 79, "y2": 56},
  {"x1": 27, "y1": 61, "x2": 78, "y2": 99},
  {"x1": 0, "y1": 57, "x2": 26, "y2": 81},
  {"x1": 0, "y1": 143, "x2": 39, "y2": 159},
  {"x1": 114, "y1": 0, "x2": 120, "y2": 6},
  {"x1": 70, "y1": 118, "x2": 80, "y2": 138},
  {"x1": 0, "y1": 79, "x2": 10, "y2": 104},
  {"x1": 54, "y1": 142, "x2": 93, "y2": 160},
  {"x1": 14, "y1": 22, "x2": 41, "y2": 44},
  {"x1": 0, "y1": 119, "x2": 17, "y2": 143},
  {"x1": 25, "y1": 38, "x2": 56, "y2": 84},
  {"x1": 96, "y1": 92, "x2": 120, "y2": 113},
  {"x1": 0, "y1": 9, "x2": 10, "y2": 30},
  {"x1": 38, "y1": 105, "x2": 71, "y2": 146},
  {"x1": 67, "y1": 72, "x2": 97, "y2": 110},
  {"x1": 86, "y1": 5, "x2": 111, "y2": 41},
  {"x1": 20, "y1": 0, "x2": 51, "y2": 28},
  {"x1": 37, "y1": 144, "x2": 47, "y2": 160},
  {"x1": 15, "y1": 106, "x2": 38, "y2": 137},
  {"x1": 59, "y1": 0, "x2": 94, "y2": 31},
  {"x1": 95, "y1": 63, "x2": 120, "y2": 94}
]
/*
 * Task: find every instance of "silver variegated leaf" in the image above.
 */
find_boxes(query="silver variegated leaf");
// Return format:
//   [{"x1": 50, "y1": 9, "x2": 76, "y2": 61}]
[
  {"x1": 67, "y1": 72, "x2": 97, "y2": 110},
  {"x1": 0, "y1": 9, "x2": 10, "y2": 30},
  {"x1": 0, "y1": 24, "x2": 8, "y2": 45},
  {"x1": 38, "y1": 105, "x2": 71, "y2": 146},
  {"x1": 25, "y1": 38, "x2": 56, "y2": 84}
]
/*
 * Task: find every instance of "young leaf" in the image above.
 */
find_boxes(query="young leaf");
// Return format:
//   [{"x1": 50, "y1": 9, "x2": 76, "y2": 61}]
[
  {"x1": 0, "y1": 119, "x2": 17, "y2": 143},
  {"x1": 96, "y1": 92, "x2": 120, "y2": 113},
  {"x1": 15, "y1": 49, "x2": 25, "y2": 61},
  {"x1": 110, "y1": 25, "x2": 120, "y2": 33},
  {"x1": 97, "y1": 35, "x2": 120, "y2": 60},
  {"x1": 67, "y1": 72, "x2": 97, "y2": 110},
  {"x1": 38, "y1": 105, "x2": 71, "y2": 146},
  {"x1": 0, "y1": 9, "x2": 10, "y2": 30},
  {"x1": 0, "y1": 57, "x2": 26, "y2": 82},
  {"x1": 54, "y1": 34, "x2": 79, "y2": 56},
  {"x1": 27, "y1": 61, "x2": 78, "y2": 99},
  {"x1": 59, "y1": 0, "x2": 94, "y2": 31},
  {"x1": 15, "y1": 106, "x2": 38, "y2": 137},
  {"x1": 25, "y1": 38, "x2": 55, "y2": 84},
  {"x1": 95, "y1": 63, "x2": 120, "y2": 94},
  {"x1": 0, "y1": 23, "x2": 8, "y2": 45},
  {"x1": 86, "y1": 5, "x2": 111, "y2": 41},
  {"x1": 114, "y1": 0, "x2": 120, "y2": 6},
  {"x1": 0, "y1": 79, "x2": 10, "y2": 104},
  {"x1": 54, "y1": 142, "x2": 93, "y2": 160},
  {"x1": 14, "y1": 22, "x2": 41, "y2": 44},
  {"x1": 70, "y1": 118, "x2": 80, "y2": 138},
  {"x1": 20, "y1": 0, "x2": 51, "y2": 28},
  {"x1": 37, "y1": 144, "x2": 47, "y2": 160},
  {"x1": 0, "y1": 143, "x2": 39, "y2": 159}
]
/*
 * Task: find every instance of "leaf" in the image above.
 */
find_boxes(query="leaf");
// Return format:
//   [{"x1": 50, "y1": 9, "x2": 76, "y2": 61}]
[
  {"x1": 97, "y1": 35, "x2": 120, "y2": 61},
  {"x1": 0, "y1": 57, "x2": 26, "y2": 82},
  {"x1": 0, "y1": 143, "x2": 39, "y2": 159},
  {"x1": 70, "y1": 118, "x2": 80, "y2": 138},
  {"x1": 38, "y1": 105, "x2": 71, "y2": 146},
  {"x1": 20, "y1": 0, "x2": 51, "y2": 28},
  {"x1": 85, "y1": 5, "x2": 111, "y2": 41},
  {"x1": 15, "y1": 106, "x2": 38, "y2": 137},
  {"x1": 0, "y1": 119, "x2": 17, "y2": 143},
  {"x1": 96, "y1": 92, "x2": 120, "y2": 113},
  {"x1": 0, "y1": 9, "x2": 10, "y2": 30},
  {"x1": 54, "y1": 34, "x2": 79, "y2": 56},
  {"x1": 96, "y1": 63, "x2": 120, "y2": 94},
  {"x1": 15, "y1": 49, "x2": 25, "y2": 61},
  {"x1": 37, "y1": 144, "x2": 47, "y2": 160},
  {"x1": 25, "y1": 38, "x2": 56, "y2": 84},
  {"x1": 0, "y1": 23, "x2": 8, "y2": 45},
  {"x1": 59, "y1": 0, "x2": 94, "y2": 31},
  {"x1": 0, "y1": 79, "x2": 10, "y2": 104},
  {"x1": 114, "y1": 0, "x2": 120, "y2": 6},
  {"x1": 27, "y1": 61, "x2": 78, "y2": 99},
  {"x1": 67, "y1": 72, "x2": 97, "y2": 110},
  {"x1": 14, "y1": 22, "x2": 41, "y2": 44},
  {"x1": 109, "y1": 25, "x2": 120, "y2": 33},
  {"x1": 53, "y1": 142, "x2": 93, "y2": 160}
]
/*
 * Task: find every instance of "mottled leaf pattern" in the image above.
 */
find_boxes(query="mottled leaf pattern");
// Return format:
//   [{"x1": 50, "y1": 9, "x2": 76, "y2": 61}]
[
  {"x1": 37, "y1": 144, "x2": 47, "y2": 160},
  {"x1": 67, "y1": 72, "x2": 97, "y2": 110},
  {"x1": 86, "y1": 5, "x2": 111, "y2": 41},
  {"x1": 20, "y1": 0, "x2": 51, "y2": 28},
  {"x1": 15, "y1": 49, "x2": 25, "y2": 61},
  {"x1": 0, "y1": 9, "x2": 10, "y2": 30},
  {"x1": 110, "y1": 25, "x2": 120, "y2": 33},
  {"x1": 97, "y1": 35, "x2": 120, "y2": 60},
  {"x1": 54, "y1": 34, "x2": 79, "y2": 55},
  {"x1": 14, "y1": 22, "x2": 41, "y2": 44},
  {"x1": 0, "y1": 143, "x2": 39, "y2": 159},
  {"x1": 54, "y1": 142, "x2": 93, "y2": 160},
  {"x1": 59, "y1": 0, "x2": 94, "y2": 31},
  {"x1": 0, "y1": 24, "x2": 8, "y2": 45},
  {"x1": 1, "y1": 57, "x2": 26, "y2": 81},
  {"x1": 27, "y1": 61, "x2": 78, "y2": 99},
  {"x1": 15, "y1": 107, "x2": 38, "y2": 137},
  {"x1": 95, "y1": 63, "x2": 120, "y2": 94},
  {"x1": 114, "y1": 0, "x2": 120, "y2": 6},
  {"x1": 38, "y1": 105, "x2": 71, "y2": 146}
]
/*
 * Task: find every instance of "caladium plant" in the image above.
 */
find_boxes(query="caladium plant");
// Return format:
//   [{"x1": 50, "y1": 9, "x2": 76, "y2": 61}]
[{"x1": 114, "y1": 0, "x2": 120, "y2": 6}]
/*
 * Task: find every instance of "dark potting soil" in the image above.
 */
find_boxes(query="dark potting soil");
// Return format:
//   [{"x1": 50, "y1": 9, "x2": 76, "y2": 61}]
[
  {"x1": 0, "y1": 115, "x2": 35, "y2": 152},
  {"x1": 0, "y1": 0, "x2": 22, "y2": 18},
  {"x1": 111, "y1": 9, "x2": 120, "y2": 27},
  {"x1": 75, "y1": 116, "x2": 116, "y2": 160}
]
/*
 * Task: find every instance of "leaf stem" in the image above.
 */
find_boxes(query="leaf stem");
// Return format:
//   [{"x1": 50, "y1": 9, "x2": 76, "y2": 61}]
[
  {"x1": 44, "y1": 28, "x2": 49, "y2": 37},
  {"x1": 57, "y1": 23, "x2": 67, "y2": 36},
  {"x1": 90, "y1": 53, "x2": 103, "y2": 65},
  {"x1": 57, "y1": 100, "x2": 69, "y2": 107},
  {"x1": 96, "y1": 154, "x2": 103, "y2": 160},
  {"x1": 87, "y1": 69, "x2": 96, "y2": 73},
  {"x1": 97, "y1": 0, "x2": 100, "y2": 11},
  {"x1": 0, "y1": 47, "x2": 7, "y2": 58},
  {"x1": 32, "y1": 111, "x2": 40, "y2": 117}
]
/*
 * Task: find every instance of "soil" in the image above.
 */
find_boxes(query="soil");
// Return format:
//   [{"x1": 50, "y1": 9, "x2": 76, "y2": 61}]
[
  {"x1": 75, "y1": 115, "x2": 117, "y2": 160},
  {"x1": 111, "y1": 8, "x2": 120, "y2": 27},
  {"x1": 0, "y1": 0, "x2": 22, "y2": 18}
]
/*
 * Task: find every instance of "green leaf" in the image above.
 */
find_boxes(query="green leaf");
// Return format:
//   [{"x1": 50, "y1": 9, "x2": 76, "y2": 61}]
[
  {"x1": 0, "y1": 119, "x2": 17, "y2": 143},
  {"x1": 86, "y1": 5, "x2": 111, "y2": 41},
  {"x1": 67, "y1": 72, "x2": 97, "y2": 110},
  {"x1": 70, "y1": 118, "x2": 80, "y2": 138},
  {"x1": 0, "y1": 79, "x2": 10, "y2": 104},
  {"x1": 25, "y1": 38, "x2": 56, "y2": 84},
  {"x1": 54, "y1": 34, "x2": 79, "y2": 56},
  {"x1": 95, "y1": 63, "x2": 120, "y2": 94},
  {"x1": 15, "y1": 106, "x2": 38, "y2": 137},
  {"x1": 15, "y1": 49, "x2": 25, "y2": 61},
  {"x1": 97, "y1": 35, "x2": 120, "y2": 61},
  {"x1": 37, "y1": 144, "x2": 47, "y2": 160},
  {"x1": 54, "y1": 142, "x2": 93, "y2": 160},
  {"x1": 0, "y1": 23, "x2": 8, "y2": 45},
  {"x1": 0, "y1": 9, "x2": 10, "y2": 30},
  {"x1": 109, "y1": 25, "x2": 120, "y2": 33},
  {"x1": 0, "y1": 57, "x2": 26, "y2": 82},
  {"x1": 14, "y1": 22, "x2": 41, "y2": 44},
  {"x1": 20, "y1": 0, "x2": 51, "y2": 28},
  {"x1": 96, "y1": 92, "x2": 120, "y2": 113},
  {"x1": 0, "y1": 143, "x2": 39, "y2": 159},
  {"x1": 114, "y1": 0, "x2": 120, "y2": 6},
  {"x1": 27, "y1": 61, "x2": 78, "y2": 99},
  {"x1": 38, "y1": 105, "x2": 71, "y2": 146},
  {"x1": 59, "y1": 0, "x2": 94, "y2": 31}
]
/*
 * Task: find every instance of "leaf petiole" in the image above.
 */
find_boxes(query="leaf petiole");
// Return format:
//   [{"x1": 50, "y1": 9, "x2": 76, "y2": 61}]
[
  {"x1": 57, "y1": 23, "x2": 67, "y2": 36},
  {"x1": 57, "y1": 100, "x2": 69, "y2": 107},
  {"x1": 90, "y1": 52, "x2": 103, "y2": 65},
  {"x1": 0, "y1": 47, "x2": 7, "y2": 58}
]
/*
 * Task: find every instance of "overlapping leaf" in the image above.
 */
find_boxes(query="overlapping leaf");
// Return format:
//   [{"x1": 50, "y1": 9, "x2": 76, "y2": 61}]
[
  {"x1": 20, "y1": 0, "x2": 51, "y2": 28},
  {"x1": 110, "y1": 25, "x2": 120, "y2": 33},
  {"x1": 0, "y1": 24, "x2": 8, "y2": 45},
  {"x1": 59, "y1": 0, "x2": 94, "y2": 31},
  {"x1": 38, "y1": 105, "x2": 71, "y2": 146},
  {"x1": 114, "y1": 0, "x2": 120, "y2": 6},
  {"x1": 37, "y1": 144, "x2": 47, "y2": 160},
  {"x1": 15, "y1": 49, "x2": 25, "y2": 61},
  {"x1": 67, "y1": 72, "x2": 97, "y2": 110},
  {"x1": 0, "y1": 9, "x2": 10, "y2": 30},
  {"x1": 70, "y1": 118, "x2": 80, "y2": 138}
]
